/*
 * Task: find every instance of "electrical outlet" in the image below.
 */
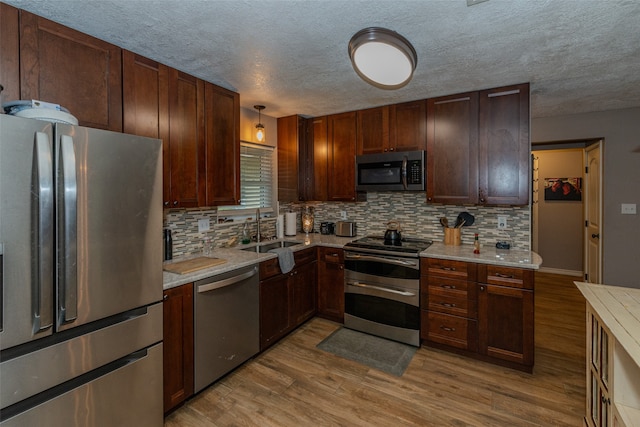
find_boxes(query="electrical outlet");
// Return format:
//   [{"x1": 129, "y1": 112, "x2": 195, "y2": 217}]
[
  {"x1": 340, "y1": 210, "x2": 347, "y2": 219},
  {"x1": 621, "y1": 203, "x2": 637, "y2": 214},
  {"x1": 497, "y1": 215, "x2": 507, "y2": 229},
  {"x1": 198, "y1": 218, "x2": 210, "y2": 233}
]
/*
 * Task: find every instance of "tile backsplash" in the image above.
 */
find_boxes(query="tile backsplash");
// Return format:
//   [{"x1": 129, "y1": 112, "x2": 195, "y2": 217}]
[{"x1": 164, "y1": 192, "x2": 530, "y2": 258}]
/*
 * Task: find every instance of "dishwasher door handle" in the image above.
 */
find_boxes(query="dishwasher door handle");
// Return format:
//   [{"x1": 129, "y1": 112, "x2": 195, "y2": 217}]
[{"x1": 197, "y1": 267, "x2": 257, "y2": 293}]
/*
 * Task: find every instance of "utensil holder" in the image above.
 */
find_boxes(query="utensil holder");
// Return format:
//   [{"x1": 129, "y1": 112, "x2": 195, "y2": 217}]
[{"x1": 444, "y1": 228, "x2": 461, "y2": 246}]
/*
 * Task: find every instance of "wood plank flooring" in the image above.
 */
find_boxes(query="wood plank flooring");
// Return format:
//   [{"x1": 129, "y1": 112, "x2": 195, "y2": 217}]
[{"x1": 164, "y1": 272, "x2": 586, "y2": 426}]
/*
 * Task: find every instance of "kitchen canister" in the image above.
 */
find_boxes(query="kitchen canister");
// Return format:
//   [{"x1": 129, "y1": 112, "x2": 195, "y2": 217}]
[{"x1": 285, "y1": 212, "x2": 297, "y2": 236}]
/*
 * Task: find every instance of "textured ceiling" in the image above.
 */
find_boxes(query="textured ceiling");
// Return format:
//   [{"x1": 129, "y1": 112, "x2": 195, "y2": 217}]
[{"x1": 5, "y1": 0, "x2": 640, "y2": 119}]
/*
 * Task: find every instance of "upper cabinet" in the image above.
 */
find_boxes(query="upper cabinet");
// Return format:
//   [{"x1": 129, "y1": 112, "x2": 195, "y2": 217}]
[
  {"x1": 427, "y1": 84, "x2": 530, "y2": 206},
  {"x1": 123, "y1": 51, "x2": 239, "y2": 209},
  {"x1": 478, "y1": 83, "x2": 530, "y2": 206},
  {"x1": 356, "y1": 106, "x2": 389, "y2": 154},
  {"x1": 426, "y1": 92, "x2": 479, "y2": 205},
  {"x1": 203, "y1": 83, "x2": 240, "y2": 207},
  {"x1": 0, "y1": 3, "x2": 20, "y2": 102},
  {"x1": 277, "y1": 115, "x2": 308, "y2": 202},
  {"x1": 327, "y1": 111, "x2": 358, "y2": 201},
  {"x1": 356, "y1": 101, "x2": 426, "y2": 155},
  {"x1": 19, "y1": 11, "x2": 123, "y2": 131}
]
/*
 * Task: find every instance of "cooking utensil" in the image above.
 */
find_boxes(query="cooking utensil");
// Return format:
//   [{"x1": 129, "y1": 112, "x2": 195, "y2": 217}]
[
  {"x1": 384, "y1": 220, "x2": 402, "y2": 241},
  {"x1": 439, "y1": 217, "x2": 449, "y2": 228},
  {"x1": 455, "y1": 219, "x2": 466, "y2": 228},
  {"x1": 455, "y1": 212, "x2": 475, "y2": 227}
]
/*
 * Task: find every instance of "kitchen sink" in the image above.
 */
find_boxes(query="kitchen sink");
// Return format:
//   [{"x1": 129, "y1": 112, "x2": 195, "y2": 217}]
[{"x1": 241, "y1": 240, "x2": 301, "y2": 253}]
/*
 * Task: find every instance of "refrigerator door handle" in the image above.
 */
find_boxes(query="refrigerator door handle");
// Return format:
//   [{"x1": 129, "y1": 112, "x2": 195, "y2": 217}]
[
  {"x1": 34, "y1": 131, "x2": 54, "y2": 333},
  {"x1": 58, "y1": 134, "x2": 78, "y2": 325}
]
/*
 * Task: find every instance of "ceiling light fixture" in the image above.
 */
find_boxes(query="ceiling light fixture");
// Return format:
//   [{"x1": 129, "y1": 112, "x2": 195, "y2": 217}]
[
  {"x1": 254, "y1": 105, "x2": 266, "y2": 142},
  {"x1": 348, "y1": 27, "x2": 417, "y2": 90}
]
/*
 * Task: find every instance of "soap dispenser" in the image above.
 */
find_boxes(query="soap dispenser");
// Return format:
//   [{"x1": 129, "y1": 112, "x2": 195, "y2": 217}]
[{"x1": 241, "y1": 221, "x2": 251, "y2": 244}]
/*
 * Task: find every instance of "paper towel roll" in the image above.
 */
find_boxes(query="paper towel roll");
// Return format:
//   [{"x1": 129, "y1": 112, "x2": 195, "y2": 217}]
[
  {"x1": 276, "y1": 214, "x2": 284, "y2": 239},
  {"x1": 285, "y1": 212, "x2": 297, "y2": 236}
]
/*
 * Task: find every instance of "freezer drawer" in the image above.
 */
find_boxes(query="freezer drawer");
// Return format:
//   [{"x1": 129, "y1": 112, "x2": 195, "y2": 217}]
[
  {"x1": 0, "y1": 343, "x2": 163, "y2": 427},
  {"x1": 1, "y1": 302, "x2": 162, "y2": 408}
]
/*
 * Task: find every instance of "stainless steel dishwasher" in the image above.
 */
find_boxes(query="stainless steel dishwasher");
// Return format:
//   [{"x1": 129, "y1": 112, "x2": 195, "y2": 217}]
[{"x1": 194, "y1": 265, "x2": 259, "y2": 393}]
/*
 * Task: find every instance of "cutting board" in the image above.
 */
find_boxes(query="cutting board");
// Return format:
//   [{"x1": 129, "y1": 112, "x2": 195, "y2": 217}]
[{"x1": 163, "y1": 257, "x2": 227, "y2": 274}]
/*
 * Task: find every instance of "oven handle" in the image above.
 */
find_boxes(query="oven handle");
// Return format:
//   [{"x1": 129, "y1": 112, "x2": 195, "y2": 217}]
[
  {"x1": 347, "y1": 281, "x2": 416, "y2": 297},
  {"x1": 345, "y1": 253, "x2": 418, "y2": 268}
]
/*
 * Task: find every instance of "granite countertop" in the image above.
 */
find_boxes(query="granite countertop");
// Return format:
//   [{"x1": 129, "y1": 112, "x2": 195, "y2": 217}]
[
  {"x1": 163, "y1": 234, "x2": 542, "y2": 290},
  {"x1": 420, "y1": 242, "x2": 542, "y2": 270}
]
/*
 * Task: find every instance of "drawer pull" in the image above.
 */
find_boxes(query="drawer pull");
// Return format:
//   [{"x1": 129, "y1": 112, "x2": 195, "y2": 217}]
[
  {"x1": 441, "y1": 284, "x2": 456, "y2": 289},
  {"x1": 441, "y1": 303, "x2": 456, "y2": 308},
  {"x1": 440, "y1": 326, "x2": 456, "y2": 332},
  {"x1": 495, "y1": 273, "x2": 514, "y2": 279},
  {"x1": 441, "y1": 266, "x2": 456, "y2": 271}
]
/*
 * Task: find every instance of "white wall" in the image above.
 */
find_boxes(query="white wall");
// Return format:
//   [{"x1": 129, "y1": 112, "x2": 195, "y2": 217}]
[{"x1": 532, "y1": 107, "x2": 640, "y2": 288}]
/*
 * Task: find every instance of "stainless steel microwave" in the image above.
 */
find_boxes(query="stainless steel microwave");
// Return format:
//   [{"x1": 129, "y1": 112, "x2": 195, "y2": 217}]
[{"x1": 355, "y1": 150, "x2": 425, "y2": 191}]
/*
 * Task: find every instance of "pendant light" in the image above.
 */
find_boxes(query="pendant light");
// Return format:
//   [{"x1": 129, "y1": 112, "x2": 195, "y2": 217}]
[
  {"x1": 348, "y1": 27, "x2": 417, "y2": 90},
  {"x1": 254, "y1": 105, "x2": 266, "y2": 142}
]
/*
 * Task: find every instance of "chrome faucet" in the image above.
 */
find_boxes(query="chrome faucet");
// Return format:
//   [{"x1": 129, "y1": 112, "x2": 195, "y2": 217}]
[{"x1": 256, "y1": 208, "x2": 261, "y2": 242}]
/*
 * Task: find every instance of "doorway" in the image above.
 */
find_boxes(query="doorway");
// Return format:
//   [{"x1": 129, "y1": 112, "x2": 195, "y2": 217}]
[{"x1": 531, "y1": 139, "x2": 603, "y2": 279}]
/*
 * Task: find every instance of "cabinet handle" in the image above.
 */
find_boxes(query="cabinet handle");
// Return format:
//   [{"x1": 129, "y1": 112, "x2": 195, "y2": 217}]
[
  {"x1": 163, "y1": 294, "x2": 168, "y2": 300},
  {"x1": 339, "y1": 265, "x2": 344, "y2": 270},
  {"x1": 172, "y1": 200, "x2": 178, "y2": 206},
  {"x1": 163, "y1": 201, "x2": 169, "y2": 207},
  {"x1": 427, "y1": 197, "x2": 432, "y2": 201},
  {"x1": 441, "y1": 285, "x2": 456, "y2": 289},
  {"x1": 441, "y1": 303, "x2": 456, "y2": 308},
  {"x1": 495, "y1": 273, "x2": 514, "y2": 279},
  {"x1": 441, "y1": 266, "x2": 456, "y2": 271},
  {"x1": 480, "y1": 286, "x2": 485, "y2": 291},
  {"x1": 440, "y1": 326, "x2": 455, "y2": 332},
  {"x1": 330, "y1": 253, "x2": 338, "y2": 257}
]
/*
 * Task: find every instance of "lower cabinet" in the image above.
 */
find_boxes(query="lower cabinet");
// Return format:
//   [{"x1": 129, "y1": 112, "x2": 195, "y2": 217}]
[
  {"x1": 162, "y1": 283, "x2": 194, "y2": 413},
  {"x1": 317, "y1": 247, "x2": 345, "y2": 323},
  {"x1": 259, "y1": 248, "x2": 317, "y2": 351},
  {"x1": 421, "y1": 258, "x2": 535, "y2": 371}
]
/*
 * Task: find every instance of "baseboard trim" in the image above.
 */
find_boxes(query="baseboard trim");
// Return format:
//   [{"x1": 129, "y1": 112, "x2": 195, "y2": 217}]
[{"x1": 538, "y1": 267, "x2": 583, "y2": 277}]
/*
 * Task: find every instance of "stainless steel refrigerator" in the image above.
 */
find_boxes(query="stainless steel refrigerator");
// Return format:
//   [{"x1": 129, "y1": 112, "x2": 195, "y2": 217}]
[{"x1": 0, "y1": 114, "x2": 163, "y2": 426}]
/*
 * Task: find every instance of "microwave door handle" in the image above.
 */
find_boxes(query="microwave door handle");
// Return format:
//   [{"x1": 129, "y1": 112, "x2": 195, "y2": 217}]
[
  {"x1": 58, "y1": 134, "x2": 78, "y2": 325},
  {"x1": 33, "y1": 131, "x2": 54, "y2": 333},
  {"x1": 401, "y1": 156, "x2": 408, "y2": 190}
]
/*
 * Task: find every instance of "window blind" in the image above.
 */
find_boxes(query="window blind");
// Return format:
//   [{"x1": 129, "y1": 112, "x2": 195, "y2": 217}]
[{"x1": 220, "y1": 142, "x2": 274, "y2": 211}]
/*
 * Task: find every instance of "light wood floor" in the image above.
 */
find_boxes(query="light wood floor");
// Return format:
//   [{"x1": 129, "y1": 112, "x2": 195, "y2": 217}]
[{"x1": 165, "y1": 272, "x2": 586, "y2": 426}]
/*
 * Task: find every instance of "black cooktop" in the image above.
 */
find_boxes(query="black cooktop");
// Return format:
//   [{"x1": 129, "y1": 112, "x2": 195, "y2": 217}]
[{"x1": 345, "y1": 235, "x2": 433, "y2": 255}]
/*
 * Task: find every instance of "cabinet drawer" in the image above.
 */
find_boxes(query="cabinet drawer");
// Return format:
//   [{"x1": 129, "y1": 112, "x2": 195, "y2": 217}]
[
  {"x1": 428, "y1": 287, "x2": 472, "y2": 318},
  {"x1": 423, "y1": 311, "x2": 477, "y2": 351},
  {"x1": 318, "y1": 247, "x2": 344, "y2": 263},
  {"x1": 423, "y1": 258, "x2": 476, "y2": 281},
  {"x1": 259, "y1": 258, "x2": 281, "y2": 280},
  {"x1": 294, "y1": 247, "x2": 316, "y2": 266},
  {"x1": 427, "y1": 276, "x2": 469, "y2": 293},
  {"x1": 478, "y1": 265, "x2": 534, "y2": 290}
]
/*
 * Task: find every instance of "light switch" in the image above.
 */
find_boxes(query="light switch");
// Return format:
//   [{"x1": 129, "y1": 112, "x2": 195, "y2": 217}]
[
  {"x1": 198, "y1": 218, "x2": 210, "y2": 232},
  {"x1": 621, "y1": 203, "x2": 637, "y2": 215}
]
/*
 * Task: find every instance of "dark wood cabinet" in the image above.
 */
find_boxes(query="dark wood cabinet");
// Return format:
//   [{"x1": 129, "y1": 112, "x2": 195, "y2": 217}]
[
  {"x1": 204, "y1": 82, "x2": 240, "y2": 206},
  {"x1": 421, "y1": 258, "x2": 534, "y2": 371},
  {"x1": 356, "y1": 106, "x2": 390, "y2": 154},
  {"x1": 477, "y1": 264, "x2": 534, "y2": 369},
  {"x1": 426, "y1": 92, "x2": 479, "y2": 204},
  {"x1": 18, "y1": 11, "x2": 122, "y2": 131},
  {"x1": 167, "y1": 70, "x2": 205, "y2": 208},
  {"x1": 478, "y1": 83, "x2": 530, "y2": 205},
  {"x1": 0, "y1": 3, "x2": 20, "y2": 102},
  {"x1": 317, "y1": 247, "x2": 345, "y2": 323},
  {"x1": 277, "y1": 115, "x2": 309, "y2": 202},
  {"x1": 389, "y1": 99, "x2": 427, "y2": 152},
  {"x1": 259, "y1": 248, "x2": 317, "y2": 351},
  {"x1": 309, "y1": 116, "x2": 329, "y2": 201},
  {"x1": 327, "y1": 111, "x2": 358, "y2": 201},
  {"x1": 163, "y1": 284, "x2": 194, "y2": 413}
]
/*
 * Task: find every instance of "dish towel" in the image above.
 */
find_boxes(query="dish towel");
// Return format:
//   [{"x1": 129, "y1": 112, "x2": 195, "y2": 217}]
[{"x1": 268, "y1": 247, "x2": 295, "y2": 274}]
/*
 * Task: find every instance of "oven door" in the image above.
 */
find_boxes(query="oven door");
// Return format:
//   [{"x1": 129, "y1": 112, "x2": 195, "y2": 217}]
[{"x1": 344, "y1": 251, "x2": 420, "y2": 346}]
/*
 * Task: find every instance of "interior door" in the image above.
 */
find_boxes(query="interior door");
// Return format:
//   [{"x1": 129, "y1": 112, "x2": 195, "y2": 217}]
[{"x1": 585, "y1": 141, "x2": 602, "y2": 283}]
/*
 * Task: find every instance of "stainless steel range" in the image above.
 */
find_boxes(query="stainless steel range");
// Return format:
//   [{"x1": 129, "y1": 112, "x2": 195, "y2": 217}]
[{"x1": 343, "y1": 236, "x2": 432, "y2": 346}]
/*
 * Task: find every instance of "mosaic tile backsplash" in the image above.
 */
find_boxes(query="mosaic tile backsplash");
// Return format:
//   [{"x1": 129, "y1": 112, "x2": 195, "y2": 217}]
[{"x1": 164, "y1": 192, "x2": 531, "y2": 258}]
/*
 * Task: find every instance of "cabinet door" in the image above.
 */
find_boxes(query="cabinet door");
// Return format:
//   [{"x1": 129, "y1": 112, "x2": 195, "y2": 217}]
[
  {"x1": 259, "y1": 273, "x2": 290, "y2": 351},
  {"x1": 167, "y1": 70, "x2": 205, "y2": 208},
  {"x1": 122, "y1": 51, "x2": 171, "y2": 205},
  {"x1": 163, "y1": 284, "x2": 194, "y2": 413},
  {"x1": 290, "y1": 261, "x2": 317, "y2": 326},
  {"x1": 277, "y1": 115, "x2": 307, "y2": 202},
  {"x1": 317, "y1": 248, "x2": 345, "y2": 323},
  {"x1": 389, "y1": 99, "x2": 427, "y2": 152},
  {"x1": 356, "y1": 106, "x2": 390, "y2": 154},
  {"x1": 19, "y1": 11, "x2": 122, "y2": 131},
  {"x1": 327, "y1": 111, "x2": 357, "y2": 201},
  {"x1": 0, "y1": 3, "x2": 20, "y2": 102},
  {"x1": 310, "y1": 116, "x2": 329, "y2": 201},
  {"x1": 478, "y1": 83, "x2": 530, "y2": 205},
  {"x1": 204, "y1": 83, "x2": 240, "y2": 206},
  {"x1": 478, "y1": 283, "x2": 534, "y2": 366},
  {"x1": 426, "y1": 92, "x2": 479, "y2": 204}
]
